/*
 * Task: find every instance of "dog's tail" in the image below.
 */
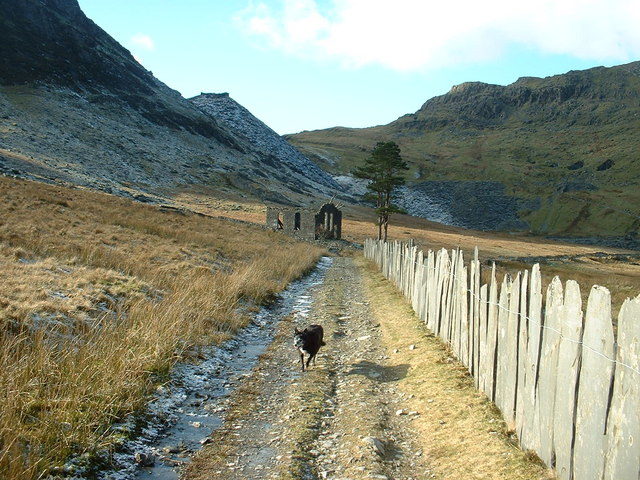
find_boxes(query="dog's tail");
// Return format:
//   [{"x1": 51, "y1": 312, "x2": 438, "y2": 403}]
[{"x1": 320, "y1": 340, "x2": 326, "y2": 346}]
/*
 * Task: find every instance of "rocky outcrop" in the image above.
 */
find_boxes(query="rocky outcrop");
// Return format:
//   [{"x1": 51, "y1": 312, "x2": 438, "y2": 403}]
[
  {"x1": 190, "y1": 93, "x2": 338, "y2": 191},
  {"x1": 392, "y1": 63, "x2": 640, "y2": 131}
]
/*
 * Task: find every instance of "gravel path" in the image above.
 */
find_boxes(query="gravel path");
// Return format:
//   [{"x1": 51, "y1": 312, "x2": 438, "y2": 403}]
[{"x1": 185, "y1": 256, "x2": 433, "y2": 480}]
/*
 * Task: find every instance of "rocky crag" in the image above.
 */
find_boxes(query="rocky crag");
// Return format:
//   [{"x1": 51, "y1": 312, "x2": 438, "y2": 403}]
[
  {"x1": 288, "y1": 62, "x2": 640, "y2": 245},
  {"x1": 0, "y1": 0, "x2": 339, "y2": 206}
]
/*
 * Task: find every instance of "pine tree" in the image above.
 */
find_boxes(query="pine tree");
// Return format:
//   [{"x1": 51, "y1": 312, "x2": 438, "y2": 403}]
[{"x1": 352, "y1": 141, "x2": 408, "y2": 241}]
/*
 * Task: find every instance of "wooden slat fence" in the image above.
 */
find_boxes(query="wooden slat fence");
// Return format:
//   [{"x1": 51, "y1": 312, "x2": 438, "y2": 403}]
[{"x1": 364, "y1": 239, "x2": 640, "y2": 480}]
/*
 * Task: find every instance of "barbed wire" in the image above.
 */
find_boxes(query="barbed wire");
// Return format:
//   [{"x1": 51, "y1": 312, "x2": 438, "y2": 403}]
[{"x1": 365, "y1": 240, "x2": 640, "y2": 378}]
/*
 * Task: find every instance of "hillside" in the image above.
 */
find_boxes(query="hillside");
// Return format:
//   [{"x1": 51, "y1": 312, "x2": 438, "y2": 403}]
[
  {"x1": 287, "y1": 62, "x2": 640, "y2": 246},
  {"x1": 0, "y1": 0, "x2": 339, "y2": 206}
]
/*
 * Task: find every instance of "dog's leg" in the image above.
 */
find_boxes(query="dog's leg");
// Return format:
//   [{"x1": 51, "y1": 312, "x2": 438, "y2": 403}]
[
  {"x1": 300, "y1": 352, "x2": 305, "y2": 371},
  {"x1": 313, "y1": 353, "x2": 318, "y2": 366},
  {"x1": 306, "y1": 354, "x2": 314, "y2": 370}
]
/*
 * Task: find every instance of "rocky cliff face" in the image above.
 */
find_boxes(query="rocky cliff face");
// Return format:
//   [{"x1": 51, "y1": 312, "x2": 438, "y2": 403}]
[
  {"x1": 395, "y1": 63, "x2": 640, "y2": 131},
  {"x1": 288, "y1": 62, "x2": 640, "y2": 244},
  {"x1": 0, "y1": 0, "x2": 338, "y2": 205}
]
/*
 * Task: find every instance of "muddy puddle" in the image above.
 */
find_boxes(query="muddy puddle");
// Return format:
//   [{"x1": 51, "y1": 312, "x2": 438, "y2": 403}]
[{"x1": 66, "y1": 257, "x2": 332, "y2": 480}]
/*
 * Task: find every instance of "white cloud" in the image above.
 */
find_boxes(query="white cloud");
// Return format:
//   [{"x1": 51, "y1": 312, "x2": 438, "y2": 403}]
[
  {"x1": 237, "y1": 0, "x2": 640, "y2": 70},
  {"x1": 130, "y1": 33, "x2": 155, "y2": 51}
]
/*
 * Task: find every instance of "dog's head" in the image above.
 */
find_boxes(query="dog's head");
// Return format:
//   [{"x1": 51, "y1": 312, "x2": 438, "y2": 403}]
[{"x1": 293, "y1": 327, "x2": 304, "y2": 349}]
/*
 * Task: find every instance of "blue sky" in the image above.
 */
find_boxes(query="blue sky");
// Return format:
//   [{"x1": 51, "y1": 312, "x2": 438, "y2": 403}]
[{"x1": 78, "y1": 0, "x2": 640, "y2": 134}]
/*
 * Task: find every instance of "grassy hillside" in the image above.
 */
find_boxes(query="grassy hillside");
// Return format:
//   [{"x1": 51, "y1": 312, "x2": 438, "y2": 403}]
[
  {"x1": 288, "y1": 62, "x2": 640, "y2": 239},
  {"x1": 0, "y1": 177, "x2": 324, "y2": 479}
]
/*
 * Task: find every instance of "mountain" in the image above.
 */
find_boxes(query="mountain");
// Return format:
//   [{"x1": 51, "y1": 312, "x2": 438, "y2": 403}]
[
  {"x1": 287, "y1": 62, "x2": 640, "y2": 246},
  {"x1": 0, "y1": 0, "x2": 339, "y2": 205}
]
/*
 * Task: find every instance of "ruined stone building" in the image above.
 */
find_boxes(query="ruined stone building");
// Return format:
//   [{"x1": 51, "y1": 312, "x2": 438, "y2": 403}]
[{"x1": 266, "y1": 203, "x2": 342, "y2": 241}]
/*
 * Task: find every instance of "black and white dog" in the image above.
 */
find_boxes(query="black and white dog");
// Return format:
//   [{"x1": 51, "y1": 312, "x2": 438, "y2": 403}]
[{"x1": 293, "y1": 324, "x2": 325, "y2": 371}]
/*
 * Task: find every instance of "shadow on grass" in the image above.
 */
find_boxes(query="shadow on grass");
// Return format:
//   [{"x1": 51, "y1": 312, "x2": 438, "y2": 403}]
[{"x1": 346, "y1": 360, "x2": 409, "y2": 382}]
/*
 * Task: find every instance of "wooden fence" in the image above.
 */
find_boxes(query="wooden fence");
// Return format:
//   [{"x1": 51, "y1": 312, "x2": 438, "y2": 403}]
[{"x1": 364, "y1": 239, "x2": 640, "y2": 480}]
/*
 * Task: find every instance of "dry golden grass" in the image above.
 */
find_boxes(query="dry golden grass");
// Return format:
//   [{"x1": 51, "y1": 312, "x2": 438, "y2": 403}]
[
  {"x1": 359, "y1": 257, "x2": 555, "y2": 480},
  {"x1": 0, "y1": 244, "x2": 146, "y2": 326},
  {"x1": 0, "y1": 177, "x2": 324, "y2": 479}
]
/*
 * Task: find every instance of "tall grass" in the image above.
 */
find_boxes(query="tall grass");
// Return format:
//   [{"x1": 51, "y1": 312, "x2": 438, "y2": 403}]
[{"x1": 0, "y1": 177, "x2": 324, "y2": 478}]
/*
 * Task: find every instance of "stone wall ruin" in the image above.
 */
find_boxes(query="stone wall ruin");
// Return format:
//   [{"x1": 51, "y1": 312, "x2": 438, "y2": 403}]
[{"x1": 266, "y1": 203, "x2": 342, "y2": 241}]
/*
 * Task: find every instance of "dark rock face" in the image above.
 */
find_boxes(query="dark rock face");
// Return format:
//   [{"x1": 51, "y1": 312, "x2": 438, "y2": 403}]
[
  {"x1": 0, "y1": 0, "x2": 151, "y2": 91},
  {"x1": 567, "y1": 160, "x2": 584, "y2": 170},
  {"x1": 597, "y1": 159, "x2": 614, "y2": 171},
  {"x1": 400, "y1": 64, "x2": 640, "y2": 130},
  {"x1": 398, "y1": 181, "x2": 538, "y2": 231}
]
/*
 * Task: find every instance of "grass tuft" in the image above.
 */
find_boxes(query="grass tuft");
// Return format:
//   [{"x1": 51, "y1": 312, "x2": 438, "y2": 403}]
[{"x1": 0, "y1": 177, "x2": 324, "y2": 479}]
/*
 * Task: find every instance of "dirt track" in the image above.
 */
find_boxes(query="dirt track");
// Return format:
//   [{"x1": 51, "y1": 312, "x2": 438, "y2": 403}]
[{"x1": 183, "y1": 255, "x2": 553, "y2": 480}]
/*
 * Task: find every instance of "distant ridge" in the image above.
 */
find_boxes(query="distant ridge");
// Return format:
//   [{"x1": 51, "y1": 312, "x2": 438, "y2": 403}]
[{"x1": 287, "y1": 61, "x2": 640, "y2": 245}]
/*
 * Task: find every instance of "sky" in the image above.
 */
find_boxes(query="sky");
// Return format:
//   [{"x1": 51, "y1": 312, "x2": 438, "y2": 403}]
[{"x1": 77, "y1": 0, "x2": 640, "y2": 134}]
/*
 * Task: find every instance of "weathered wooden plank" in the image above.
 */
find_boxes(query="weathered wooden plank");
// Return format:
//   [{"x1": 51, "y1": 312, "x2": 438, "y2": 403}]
[
  {"x1": 604, "y1": 294, "x2": 640, "y2": 480},
  {"x1": 536, "y1": 276, "x2": 563, "y2": 467},
  {"x1": 435, "y1": 249, "x2": 450, "y2": 338},
  {"x1": 573, "y1": 286, "x2": 614, "y2": 480},
  {"x1": 407, "y1": 245, "x2": 417, "y2": 298},
  {"x1": 459, "y1": 263, "x2": 469, "y2": 368},
  {"x1": 419, "y1": 256, "x2": 429, "y2": 324},
  {"x1": 478, "y1": 284, "x2": 489, "y2": 394},
  {"x1": 469, "y1": 254, "x2": 476, "y2": 373},
  {"x1": 412, "y1": 250, "x2": 424, "y2": 313},
  {"x1": 503, "y1": 272, "x2": 521, "y2": 426},
  {"x1": 441, "y1": 249, "x2": 457, "y2": 343},
  {"x1": 495, "y1": 274, "x2": 511, "y2": 414},
  {"x1": 486, "y1": 264, "x2": 499, "y2": 402},
  {"x1": 515, "y1": 270, "x2": 529, "y2": 440},
  {"x1": 452, "y1": 251, "x2": 464, "y2": 360},
  {"x1": 451, "y1": 249, "x2": 466, "y2": 352},
  {"x1": 553, "y1": 280, "x2": 583, "y2": 480},
  {"x1": 472, "y1": 248, "x2": 481, "y2": 382},
  {"x1": 426, "y1": 250, "x2": 436, "y2": 330},
  {"x1": 449, "y1": 252, "x2": 461, "y2": 355},
  {"x1": 521, "y1": 264, "x2": 543, "y2": 453},
  {"x1": 425, "y1": 250, "x2": 435, "y2": 329}
]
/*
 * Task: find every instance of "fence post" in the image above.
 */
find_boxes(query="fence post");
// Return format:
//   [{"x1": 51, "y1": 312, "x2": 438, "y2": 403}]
[
  {"x1": 515, "y1": 270, "x2": 529, "y2": 440},
  {"x1": 471, "y1": 247, "x2": 481, "y2": 381},
  {"x1": 478, "y1": 283, "x2": 489, "y2": 393},
  {"x1": 604, "y1": 294, "x2": 640, "y2": 479},
  {"x1": 521, "y1": 264, "x2": 543, "y2": 453},
  {"x1": 573, "y1": 286, "x2": 615, "y2": 480},
  {"x1": 495, "y1": 274, "x2": 511, "y2": 417},
  {"x1": 536, "y1": 276, "x2": 563, "y2": 467},
  {"x1": 434, "y1": 249, "x2": 448, "y2": 338},
  {"x1": 486, "y1": 263, "x2": 499, "y2": 402},
  {"x1": 503, "y1": 272, "x2": 521, "y2": 426},
  {"x1": 553, "y1": 280, "x2": 583, "y2": 480},
  {"x1": 459, "y1": 262, "x2": 469, "y2": 367}
]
